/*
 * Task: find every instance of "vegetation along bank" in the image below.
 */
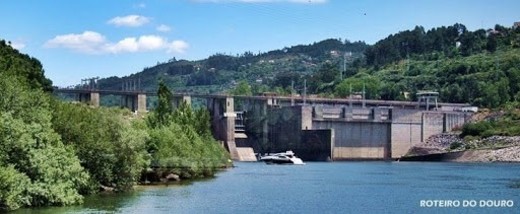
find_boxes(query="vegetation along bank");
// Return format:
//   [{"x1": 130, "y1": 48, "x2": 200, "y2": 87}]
[{"x1": 0, "y1": 40, "x2": 230, "y2": 211}]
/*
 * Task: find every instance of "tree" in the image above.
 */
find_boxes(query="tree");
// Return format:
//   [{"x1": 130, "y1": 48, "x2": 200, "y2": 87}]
[
  {"x1": 334, "y1": 73, "x2": 381, "y2": 99},
  {"x1": 51, "y1": 102, "x2": 149, "y2": 192},
  {"x1": 231, "y1": 80, "x2": 252, "y2": 96},
  {"x1": 309, "y1": 62, "x2": 340, "y2": 94},
  {"x1": 380, "y1": 83, "x2": 404, "y2": 100},
  {"x1": 0, "y1": 40, "x2": 52, "y2": 92},
  {"x1": 486, "y1": 34, "x2": 497, "y2": 53},
  {"x1": 149, "y1": 80, "x2": 174, "y2": 127},
  {"x1": 273, "y1": 71, "x2": 300, "y2": 88},
  {"x1": 0, "y1": 76, "x2": 89, "y2": 210}
]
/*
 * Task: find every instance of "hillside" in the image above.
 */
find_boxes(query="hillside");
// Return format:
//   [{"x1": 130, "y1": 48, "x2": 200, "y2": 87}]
[
  {"x1": 0, "y1": 40, "x2": 52, "y2": 91},
  {"x1": 97, "y1": 38, "x2": 368, "y2": 94},
  {"x1": 359, "y1": 23, "x2": 520, "y2": 108},
  {"x1": 97, "y1": 23, "x2": 520, "y2": 109}
]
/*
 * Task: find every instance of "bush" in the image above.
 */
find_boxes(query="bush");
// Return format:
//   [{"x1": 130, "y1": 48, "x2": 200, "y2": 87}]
[
  {"x1": 145, "y1": 82, "x2": 230, "y2": 179},
  {"x1": 147, "y1": 122, "x2": 228, "y2": 178},
  {"x1": 449, "y1": 141, "x2": 464, "y2": 150},
  {"x1": 0, "y1": 75, "x2": 89, "y2": 210},
  {"x1": 51, "y1": 102, "x2": 149, "y2": 191},
  {"x1": 0, "y1": 165, "x2": 31, "y2": 211},
  {"x1": 460, "y1": 121, "x2": 492, "y2": 137}
]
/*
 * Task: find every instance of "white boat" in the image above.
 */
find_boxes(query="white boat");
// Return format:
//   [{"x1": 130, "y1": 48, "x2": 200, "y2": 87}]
[{"x1": 259, "y1": 151, "x2": 304, "y2": 165}]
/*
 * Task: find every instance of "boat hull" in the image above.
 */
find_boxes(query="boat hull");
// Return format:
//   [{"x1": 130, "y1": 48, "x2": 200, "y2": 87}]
[
  {"x1": 259, "y1": 151, "x2": 305, "y2": 165},
  {"x1": 263, "y1": 158, "x2": 294, "y2": 164}
]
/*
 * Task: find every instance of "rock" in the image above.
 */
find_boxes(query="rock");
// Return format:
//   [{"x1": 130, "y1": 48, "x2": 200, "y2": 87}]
[
  {"x1": 165, "y1": 173, "x2": 180, "y2": 181},
  {"x1": 407, "y1": 133, "x2": 520, "y2": 162},
  {"x1": 100, "y1": 185, "x2": 115, "y2": 192}
]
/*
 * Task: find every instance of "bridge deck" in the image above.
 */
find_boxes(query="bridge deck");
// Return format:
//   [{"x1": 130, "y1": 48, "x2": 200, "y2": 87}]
[{"x1": 54, "y1": 89, "x2": 470, "y2": 108}]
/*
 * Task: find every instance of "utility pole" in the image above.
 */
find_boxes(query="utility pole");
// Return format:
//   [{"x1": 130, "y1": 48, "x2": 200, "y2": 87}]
[
  {"x1": 341, "y1": 53, "x2": 346, "y2": 80},
  {"x1": 349, "y1": 83, "x2": 353, "y2": 109},
  {"x1": 290, "y1": 80, "x2": 295, "y2": 106},
  {"x1": 291, "y1": 80, "x2": 294, "y2": 95},
  {"x1": 342, "y1": 51, "x2": 351, "y2": 80},
  {"x1": 362, "y1": 82, "x2": 366, "y2": 108},
  {"x1": 303, "y1": 79, "x2": 307, "y2": 106}
]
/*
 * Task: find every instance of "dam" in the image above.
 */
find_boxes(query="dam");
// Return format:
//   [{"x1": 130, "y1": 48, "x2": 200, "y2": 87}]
[{"x1": 54, "y1": 88, "x2": 473, "y2": 161}]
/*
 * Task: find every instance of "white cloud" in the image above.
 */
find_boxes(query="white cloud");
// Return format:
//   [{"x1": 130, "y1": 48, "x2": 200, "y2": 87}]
[
  {"x1": 168, "y1": 40, "x2": 189, "y2": 54},
  {"x1": 10, "y1": 41, "x2": 26, "y2": 50},
  {"x1": 44, "y1": 31, "x2": 107, "y2": 54},
  {"x1": 157, "y1": 24, "x2": 172, "y2": 32},
  {"x1": 45, "y1": 31, "x2": 189, "y2": 54},
  {"x1": 107, "y1": 15, "x2": 150, "y2": 27},
  {"x1": 192, "y1": 0, "x2": 327, "y2": 3},
  {"x1": 106, "y1": 35, "x2": 166, "y2": 53}
]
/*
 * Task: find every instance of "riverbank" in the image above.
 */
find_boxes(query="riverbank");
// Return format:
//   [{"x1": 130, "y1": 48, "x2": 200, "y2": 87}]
[{"x1": 403, "y1": 133, "x2": 520, "y2": 162}]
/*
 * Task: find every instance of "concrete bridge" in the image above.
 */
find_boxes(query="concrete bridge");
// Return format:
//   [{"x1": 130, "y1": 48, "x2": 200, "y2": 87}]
[{"x1": 54, "y1": 88, "x2": 473, "y2": 161}]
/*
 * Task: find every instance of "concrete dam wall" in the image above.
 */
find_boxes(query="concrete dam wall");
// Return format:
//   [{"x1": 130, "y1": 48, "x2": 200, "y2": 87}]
[
  {"x1": 313, "y1": 120, "x2": 390, "y2": 160},
  {"x1": 243, "y1": 104, "x2": 470, "y2": 161},
  {"x1": 53, "y1": 90, "x2": 473, "y2": 161}
]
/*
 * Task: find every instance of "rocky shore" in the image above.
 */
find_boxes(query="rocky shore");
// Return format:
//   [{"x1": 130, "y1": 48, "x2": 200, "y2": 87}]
[{"x1": 405, "y1": 134, "x2": 520, "y2": 162}]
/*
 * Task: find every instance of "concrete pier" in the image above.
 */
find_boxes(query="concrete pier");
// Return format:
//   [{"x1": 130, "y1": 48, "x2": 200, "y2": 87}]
[
  {"x1": 172, "y1": 95, "x2": 191, "y2": 109},
  {"x1": 121, "y1": 93, "x2": 147, "y2": 112},
  {"x1": 207, "y1": 96, "x2": 239, "y2": 160}
]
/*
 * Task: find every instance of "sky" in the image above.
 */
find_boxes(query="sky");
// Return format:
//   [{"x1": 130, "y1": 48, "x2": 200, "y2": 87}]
[{"x1": 1, "y1": 0, "x2": 519, "y2": 87}]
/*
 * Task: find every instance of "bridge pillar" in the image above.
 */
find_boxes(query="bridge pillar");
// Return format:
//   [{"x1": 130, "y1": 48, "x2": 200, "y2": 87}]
[
  {"x1": 137, "y1": 93, "x2": 147, "y2": 113},
  {"x1": 207, "y1": 96, "x2": 238, "y2": 160},
  {"x1": 172, "y1": 95, "x2": 191, "y2": 109},
  {"x1": 77, "y1": 92, "x2": 99, "y2": 107},
  {"x1": 78, "y1": 92, "x2": 89, "y2": 104},
  {"x1": 90, "y1": 92, "x2": 100, "y2": 107},
  {"x1": 121, "y1": 94, "x2": 138, "y2": 112}
]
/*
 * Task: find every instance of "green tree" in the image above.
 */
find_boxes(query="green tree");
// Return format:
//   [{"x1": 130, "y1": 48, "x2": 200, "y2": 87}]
[
  {"x1": 231, "y1": 80, "x2": 253, "y2": 96},
  {"x1": 145, "y1": 82, "x2": 230, "y2": 178},
  {"x1": 0, "y1": 78, "x2": 89, "y2": 210},
  {"x1": 309, "y1": 62, "x2": 340, "y2": 94},
  {"x1": 0, "y1": 40, "x2": 52, "y2": 91},
  {"x1": 51, "y1": 102, "x2": 149, "y2": 192},
  {"x1": 335, "y1": 73, "x2": 381, "y2": 99},
  {"x1": 0, "y1": 165, "x2": 31, "y2": 211},
  {"x1": 147, "y1": 80, "x2": 175, "y2": 129},
  {"x1": 486, "y1": 35, "x2": 497, "y2": 53}
]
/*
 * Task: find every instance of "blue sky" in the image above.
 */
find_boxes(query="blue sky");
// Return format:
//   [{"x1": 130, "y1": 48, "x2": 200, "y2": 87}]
[{"x1": 1, "y1": 0, "x2": 519, "y2": 87}]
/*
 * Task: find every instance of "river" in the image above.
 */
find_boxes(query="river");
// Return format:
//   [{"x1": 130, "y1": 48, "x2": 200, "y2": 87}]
[{"x1": 16, "y1": 162, "x2": 520, "y2": 213}]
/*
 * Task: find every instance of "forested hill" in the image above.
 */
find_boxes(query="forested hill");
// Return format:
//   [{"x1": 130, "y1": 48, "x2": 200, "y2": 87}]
[
  {"x1": 98, "y1": 23, "x2": 520, "y2": 108},
  {"x1": 358, "y1": 23, "x2": 520, "y2": 108},
  {"x1": 0, "y1": 40, "x2": 52, "y2": 91},
  {"x1": 364, "y1": 23, "x2": 519, "y2": 67},
  {"x1": 97, "y1": 39, "x2": 369, "y2": 93}
]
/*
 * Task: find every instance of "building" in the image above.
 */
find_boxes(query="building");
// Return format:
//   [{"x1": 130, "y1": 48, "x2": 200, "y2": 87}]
[{"x1": 514, "y1": 21, "x2": 520, "y2": 29}]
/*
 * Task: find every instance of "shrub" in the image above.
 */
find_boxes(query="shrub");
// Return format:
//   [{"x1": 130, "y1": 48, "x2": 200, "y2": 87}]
[
  {"x1": 51, "y1": 102, "x2": 149, "y2": 191},
  {"x1": 0, "y1": 165, "x2": 31, "y2": 211},
  {"x1": 460, "y1": 121, "x2": 492, "y2": 137}
]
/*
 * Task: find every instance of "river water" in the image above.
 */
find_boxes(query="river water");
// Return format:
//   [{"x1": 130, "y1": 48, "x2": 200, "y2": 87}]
[{"x1": 17, "y1": 162, "x2": 520, "y2": 213}]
